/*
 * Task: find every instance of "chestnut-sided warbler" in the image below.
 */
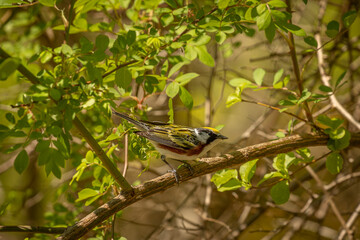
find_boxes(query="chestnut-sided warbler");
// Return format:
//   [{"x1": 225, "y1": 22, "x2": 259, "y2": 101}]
[{"x1": 112, "y1": 108, "x2": 227, "y2": 183}]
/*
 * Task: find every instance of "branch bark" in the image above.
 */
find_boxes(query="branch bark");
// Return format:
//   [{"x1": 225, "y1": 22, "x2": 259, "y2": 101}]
[{"x1": 58, "y1": 133, "x2": 360, "y2": 240}]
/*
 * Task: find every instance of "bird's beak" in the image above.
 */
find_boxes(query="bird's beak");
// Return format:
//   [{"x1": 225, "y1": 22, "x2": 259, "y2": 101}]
[{"x1": 218, "y1": 134, "x2": 228, "y2": 139}]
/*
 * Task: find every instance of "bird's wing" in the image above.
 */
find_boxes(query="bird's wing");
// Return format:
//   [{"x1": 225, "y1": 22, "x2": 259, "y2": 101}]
[{"x1": 136, "y1": 127, "x2": 200, "y2": 150}]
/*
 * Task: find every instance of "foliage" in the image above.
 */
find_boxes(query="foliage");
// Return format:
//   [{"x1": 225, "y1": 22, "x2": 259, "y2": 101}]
[{"x1": 0, "y1": 0, "x2": 360, "y2": 239}]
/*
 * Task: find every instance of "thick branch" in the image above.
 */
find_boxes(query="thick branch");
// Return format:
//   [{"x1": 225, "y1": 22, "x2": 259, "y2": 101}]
[
  {"x1": 0, "y1": 225, "x2": 66, "y2": 234},
  {"x1": 58, "y1": 133, "x2": 360, "y2": 240}
]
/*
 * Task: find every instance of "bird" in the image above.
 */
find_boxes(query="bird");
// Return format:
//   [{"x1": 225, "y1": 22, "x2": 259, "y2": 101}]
[{"x1": 111, "y1": 108, "x2": 228, "y2": 183}]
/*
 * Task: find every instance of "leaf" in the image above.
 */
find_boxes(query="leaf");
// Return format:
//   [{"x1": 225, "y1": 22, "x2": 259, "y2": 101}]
[
  {"x1": 126, "y1": 30, "x2": 136, "y2": 45},
  {"x1": 253, "y1": 68, "x2": 265, "y2": 86},
  {"x1": 80, "y1": 37, "x2": 94, "y2": 53},
  {"x1": 271, "y1": 180, "x2": 290, "y2": 204},
  {"x1": 226, "y1": 93, "x2": 241, "y2": 108},
  {"x1": 5, "y1": 113, "x2": 15, "y2": 124},
  {"x1": 211, "y1": 169, "x2": 240, "y2": 191},
  {"x1": 14, "y1": 150, "x2": 29, "y2": 174},
  {"x1": 49, "y1": 88, "x2": 61, "y2": 101},
  {"x1": 76, "y1": 188, "x2": 99, "y2": 202},
  {"x1": 327, "y1": 129, "x2": 351, "y2": 151},
  {"x1": 86, "y1": 150, "x2": 94, "y2": 162},
  {"x1": 229, "y1": 78, "x2": 252, "y2": 89},
  {"x1": 168, "y1": 61, "x2": 189, "y2": 78},
  {"x1": 304, "y1": 36, "x2": 318, "y2": 47},
  {"x1": 195, "y1": 45, "x2": 215, "y2": 67},
  {"x1": 175, "y1": 73, "x2": 199, "y2": 86},
  {"x1": 115, "y1": 67, "x2": 132, "y2": 89},
  {"x1": 179, "y1": 86, "x2": 193, "y2": 109},
  {"x1": 218, "y1": 0, "x2": 230, "y2": 9},
  {"x1": 215, "y1": 31, "x2": 227, "y2": 45},
  {"x1": 239, "y1": 159, "x2": 258, "y2": 184},
  {"x1": 0, "y1": 58, "x2": 20, "y2": 81},
  {"x1": 319, "y1": 85, "x2": 332, "y2": 93},
  {"x1": 257, "y1": 10, "x2": 271, "y2": 30},
  {"x1": 326, "y1": 152, "x2": 343, "y2": 174},
  {"x1": 166, "y1": 81, "x2": 180, "y2": 98},
  {"x1": 342, "y1": 10, "x2": 357, "y2": 28},
  {"x1": 95, "y1": 34, "x2": 109, "y2": 51},
  {"x1": 265, "y1": 21, "x2": 276, "y2": 42},
  {"x1": 185, "y1": 45, "x2": 197, "y2": 60},
  {"x1": 257, "y1": 171, "x2": 284, "y2": 186},
  {"x1": 168, "y1": 98, "x2": 174, "y2": 124},
  {"x1": 36, "y1": 140, "x2": 51, "y2": 152},
  {"x1": 316, "y1": 115, "x2": 343, "y2": 130},
  {"x1": 273, "y1": 68, "x2": 284, "y2": 86},
  {"x1": 160, "y1": 13, "x2": 174, "y2": 27},
  {"x1": 326, "y1": 20, "x2": 339, "y2": 38},
  {"x1": 335, "y1": 71, "x2": 346, "y2": 88},
  {"x1": 297, "y1": 89, "x2": 311, "y2": 104},
  {"x1": 268, "y1": 0, "x2": 287, "y2": 8},
  {"x1": 39, "y1": 0, "x2": 55, "y2": 6}
]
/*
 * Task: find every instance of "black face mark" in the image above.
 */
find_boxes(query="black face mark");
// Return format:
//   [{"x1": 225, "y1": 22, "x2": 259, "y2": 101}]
[{"x1": 197, "y1": 129, "x2": 221, "y2": 145}]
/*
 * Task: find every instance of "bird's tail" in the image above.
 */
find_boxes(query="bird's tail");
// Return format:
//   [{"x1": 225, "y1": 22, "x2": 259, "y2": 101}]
[{"x1": 111, "y1": 108, "x2": 149, "y2": 130}]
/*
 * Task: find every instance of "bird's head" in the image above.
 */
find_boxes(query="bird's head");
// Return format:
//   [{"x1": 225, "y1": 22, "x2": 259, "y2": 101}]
[{"x1": 196, "y1": 127, "x2": 228, "y2": 144}]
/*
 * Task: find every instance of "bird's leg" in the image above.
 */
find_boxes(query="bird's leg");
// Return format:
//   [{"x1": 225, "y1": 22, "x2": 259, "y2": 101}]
[
  {"x1": 173, "y1": 160, "x2": 194, "y2": 175},
  {"x1": 161, "y1": 155, "x2": 180, "y2": 184}
]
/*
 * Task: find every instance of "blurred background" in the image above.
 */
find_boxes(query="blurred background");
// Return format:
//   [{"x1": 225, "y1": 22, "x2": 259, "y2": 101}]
[{"x1": 1, "y1": 0, "x2": 360, "y2": 239}]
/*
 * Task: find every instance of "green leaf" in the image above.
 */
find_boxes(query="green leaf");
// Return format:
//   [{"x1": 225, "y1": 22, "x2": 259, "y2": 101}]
[
  {"x1": 281, "y1": 23, "x2": 306, "y2": 36},
  {"x1": 271, "y1": 180, "x2": 290, "y2": 204},
  {"x1": 61, "y1": 43, "x2": 73, "y2": 56},
  {"x1": 175, "y1": 73, "x2": 199, "y2": 86},
  {"x1": 160, "y1": 13, "x2": 174, "y2": 27},
  {"x1": 179, "y1": 86, "x2": 193, "y2": 109},
  {"x1": 5, "y1": 113, "x2": 15, "y2": 124},
  {"x1": 49, "y1": 88, "x2": 61, "y2": 101},
  {"x1": 168, "y1": 61, "x2": 190, "y2": 78},
  {"x1": 195, "y1": 45, "x2": 215, "y2": 67},
  {"x1": 14, "y1": 150, "x2": 29, "y2": 174},
  {"x1": 326, "y1": 20, "x2": 339, "y2": 38},
  {"x1": 86, "y1": 150, "x2": 94, "y2": 162},
  {"x1": 326, "y1": 152, "x2": 343, "y2": 174},
  {"x1": 273, "y1": 153, "x2": 286, "y2": 174},
  {"x1": 0, "y1": 58, "x2": 20, "y2": 81},
  {"x1": 36, "y1": 140, "x2": 50, "y2": 152},
  {"x1": 215, "y1": 31, "x2": 227, "y2": 45},
  {"x1": 239, "y1": 159, "x2": 258, "y2": 184},
  {"x1": 253, "y1": 68, "x2": 265, "y2": 86},
  {"x1": 218, "y1": 0, "x2": 230, "y2": 9},
  {"x1": 211, "y1": 169, "x2": 241, "y2": 192},
  {"x1": 166, "y1": 81, "x2": 180, "y2": 98},
  {"x1": 342, "y1": 10, "x2": 357, "y2": 28},
  {"x1": 327, "y1": 129, "x2": 351, "y2": 151},
  {"x1": 257, "y1": 171, "x2": 284, "y2": 186},
  {"x1": 126, "y1": 30, "x2": 136, "y2": 45},
  {"x1": 297, "y1": 89, "x2": 311, "y2": 104},
  {"x1": 319, "y1": 85, "x2": 332, "y2": 92},
  {"x1": 273, "y1": 68, "x2": 284, "y2": 86},
  {"x1": 304, "y1": 36, "x2": 318, "y2": 47},
  {"x1": 316, "y1": 115, "x2": 343, "y2": 130},
  {"x1": 76, "y1": 188, "x2": 99, "y2": 202},
  {"x1": 95, "y1": 34, "x2": 109, "y2": 51},
  {"x1": 268, "y1": 0, "x2": 287, "y2": 8},
  {"x1": 39, "y1": 0, "x2": 55, "y2": 6},
  {"x1": 229, "y1": 78, "x2": 253, "y2": 89},
  {"x1": 296, "y1": 148, "x2": 314, "y2": 163},
  {"x1": 168, "y1": 98, "x2": 174, "y2": 124},
  {"x1": 265, "y1": 21, "x2": 276, "y2": 42},
  {"x1": 115, "y1": 67, "x2": 132, "y2": 89},
  {"x1": 257, "y1": 10, "x2": 271, "y2": 30},
  {"x1": 80, "y1": 37, "x2": 94, "y2": 53},
  {"x1": 226, "y1": 93, "x2": 241, "y2": 108},
  {"x1": 185, "y1": 45, "x2": 197, "y2": 60},
  {"x1": 38, "y1": 148, "x2": 52, "y2": 165},
  {"x1": 335, "y1": 71, "x2": 346, "y2": 88}
]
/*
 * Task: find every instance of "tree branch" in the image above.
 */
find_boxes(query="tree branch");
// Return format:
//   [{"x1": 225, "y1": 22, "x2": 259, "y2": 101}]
[
  {"x1": 0, "y1": 225, "x2": 66, "y2": 234},
  {"x1": 58, "y1": 133, "x2": 360, "y2": 240}
]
